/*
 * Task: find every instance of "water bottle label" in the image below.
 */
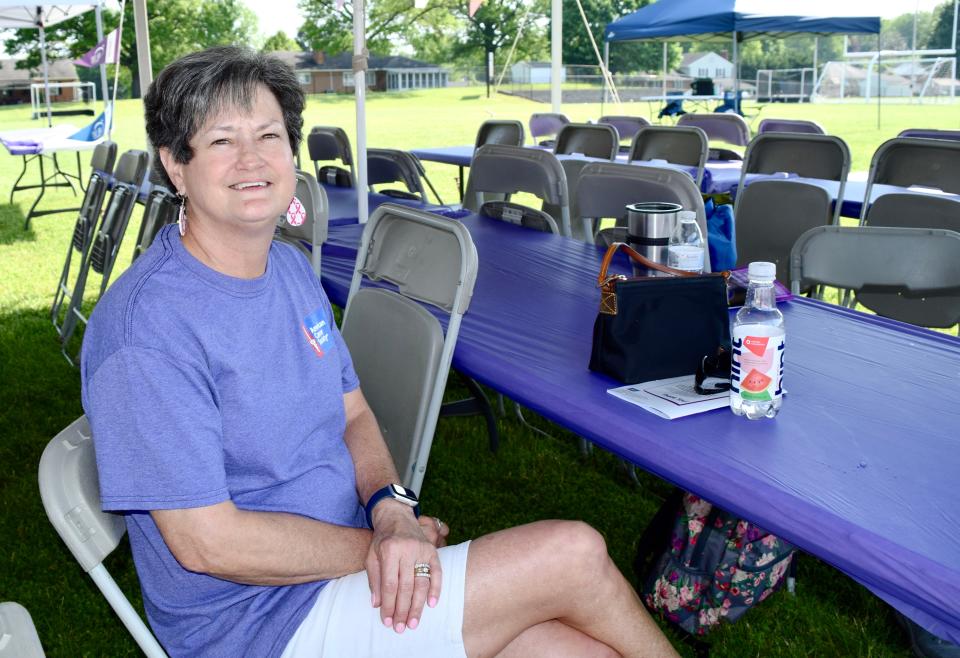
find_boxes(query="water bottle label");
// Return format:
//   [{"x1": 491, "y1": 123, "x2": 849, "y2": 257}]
[
  {"x1": 667, "y1": 245, "x2": 704, "y2": 272},
  {"x1": 730, "y1": 328, "x2": 784, "y2": 402}
]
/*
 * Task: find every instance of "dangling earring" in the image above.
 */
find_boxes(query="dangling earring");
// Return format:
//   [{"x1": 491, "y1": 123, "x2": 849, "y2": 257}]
[
  {"x1": 177, "y1": 193, "x2": 187, "y2": 237},
  {"x1": 286, "y1": 196, "x2": 306, "y2": 226}
]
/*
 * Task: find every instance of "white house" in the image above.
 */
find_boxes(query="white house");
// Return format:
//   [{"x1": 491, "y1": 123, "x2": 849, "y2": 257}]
[
  {"x1": 679, "y1": 52, "x2": 733, "y2": 80},
  {"x1": 511, "y1": 61, "x2": 566, "y2": 85}
]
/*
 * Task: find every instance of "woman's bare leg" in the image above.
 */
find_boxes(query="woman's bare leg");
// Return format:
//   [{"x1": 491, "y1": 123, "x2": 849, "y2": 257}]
[{"x1": 460, "y1": 520, "x2": 678, "y2": 658}]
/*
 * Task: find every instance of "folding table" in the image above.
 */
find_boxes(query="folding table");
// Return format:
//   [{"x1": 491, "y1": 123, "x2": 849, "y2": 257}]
[{"x1": 320, "y1": 209, "x2": 960, "y2": 644}]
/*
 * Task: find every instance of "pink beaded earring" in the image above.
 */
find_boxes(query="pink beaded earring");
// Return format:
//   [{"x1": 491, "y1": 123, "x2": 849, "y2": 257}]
[
  {"x1": 286, "y1": 196, "x2": 306, "y2": 226},
  {"x1": 177, "y1": 193, "x2": 187, "y2": 237}
]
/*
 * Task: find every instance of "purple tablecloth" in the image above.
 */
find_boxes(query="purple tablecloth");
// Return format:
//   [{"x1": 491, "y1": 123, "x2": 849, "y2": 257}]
[
  {"x1": 321, "y1": 211, "x2": 960, "y2": 643},
  {"x1": 411, "y1": 145, "x2": 743, "y2": 195},
  {"x1": 321, "y1": 183, "x2": 444, "y2": 223}
]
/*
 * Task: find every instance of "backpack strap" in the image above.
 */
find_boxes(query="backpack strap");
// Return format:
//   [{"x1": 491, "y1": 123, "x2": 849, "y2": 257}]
[{"x1": 633, "y1": 487, "x2": 685, "y2": 582}]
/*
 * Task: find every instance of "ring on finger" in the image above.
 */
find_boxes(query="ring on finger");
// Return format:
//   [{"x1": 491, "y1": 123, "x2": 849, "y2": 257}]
[
  {"x1": 434, "y1": 517, "x2": 443, "y2": 533},
  {"x1": 414, "y1": 562, "x2": 431, "y2": 578}
]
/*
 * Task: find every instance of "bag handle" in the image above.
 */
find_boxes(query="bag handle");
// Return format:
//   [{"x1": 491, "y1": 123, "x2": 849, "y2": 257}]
[{"x1": 597, "y1": 242, "x2": 693, "y2": 286}]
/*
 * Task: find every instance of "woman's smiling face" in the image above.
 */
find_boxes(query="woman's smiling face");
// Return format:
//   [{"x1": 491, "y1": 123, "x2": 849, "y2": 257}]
[{"x1": 163, "y1": 84, "x2": 296, "y2": 235}]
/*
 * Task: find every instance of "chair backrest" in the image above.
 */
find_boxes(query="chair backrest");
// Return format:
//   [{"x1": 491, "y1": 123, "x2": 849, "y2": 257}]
[
  {"x1": 678, "y1": 113, "x2": 750, "y2": 147},
  {"x1": 628, "y1": 125, "x2": 708, "y2": 187},
  {"x1": 274, "y1": 169, "x2": 328, "y2": 277},
  {"x1": 57, "y1": 150, "x2": 149, "y2": 364},
  {"x1": 861, "y1": 137, "x2": 960, "y2": 223},
  {"x1": 52, "y1": 141, "x2": 120, "y2": 339},
  {"x1": 464, "y1": 144, "x2": 571, "y2": 236},
  {"x1": 735, "y1": 180, "x2": 833, "y2": 286},
  {"x1": 0, "y1": 602, "x2": 44, "y2": 658},
  {"x1": 342, "y1": 205, "x2": 478, "y2": 492},
  {"x1": 790, "y1": 226, "x2": 960, "y2": 328},
  {"x1": 475, "y1": 120, "x2": 525, "y2": 149},
  {"x1": 575, "y1": 161, "x2": 713, "y2": 272},
  {"x1": 897, "y1": 128, "x2": 960, "y2": 142},
  {"x1": 757, "y1": 118, "x2": 826, "y2": 135},
  {"x1": 553, "y1": 123, "x2": 618, "y2": 160},
  {"x1": 529, "y1": 112, "x2": 570, "y2": 142},
  {"x1": 366, "y1": 148, "x2": 427, "y2": 200},
  {"x1": 308, "y1": 126, "x2": 354, "y2": 186},
  {"x1": 598, "y1": 115, "x2": 650, "y2": 144},
  {"x1": 39, "y1": 416, "x2": 168, "y2": 658},
  {"x1": 131, "y1": 187, "x2": 178, "y2": 263},
  {"x1": 738, "y1": 133, "x2": 850, "y2": 225},
  {"x1": 479, "y1": 200, "x2": 559, "y2": 234}
]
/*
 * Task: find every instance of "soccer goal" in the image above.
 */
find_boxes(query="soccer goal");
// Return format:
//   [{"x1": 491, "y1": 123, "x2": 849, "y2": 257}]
[
  {"x1": 755, "y1": 68, "x2": 816, "y2": 102},
  {"x1": 811, "y1": 57, "x2": 957, "y2": 103}
]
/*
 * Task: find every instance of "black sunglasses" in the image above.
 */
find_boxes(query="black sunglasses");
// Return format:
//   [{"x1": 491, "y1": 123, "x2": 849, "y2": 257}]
[{"x1": 695, "y1": 349, "x2": 732, "y2": 395}]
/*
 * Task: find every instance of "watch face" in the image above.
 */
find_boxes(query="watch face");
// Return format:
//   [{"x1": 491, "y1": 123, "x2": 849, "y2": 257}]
[{"x1": 390, "y1": 484, "x2": 419, "y2": 504}]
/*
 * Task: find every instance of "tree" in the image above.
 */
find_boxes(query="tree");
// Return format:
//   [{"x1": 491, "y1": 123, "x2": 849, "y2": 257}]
[
  {"x1": 562, "y1": 0, "x2": 680, "y2": 74},
  {"x1": 262, "y1": 30, "x2": 300, "y2": 52},
  {"x1": 930, "y1": 0, "x2": 960, "y2": 71},
  {"x1": 298, "y1": 0, "x2": 448, "y2": 56},
  {"x1": 1, "y1": 0, "x2": 259, "y2": 98}
]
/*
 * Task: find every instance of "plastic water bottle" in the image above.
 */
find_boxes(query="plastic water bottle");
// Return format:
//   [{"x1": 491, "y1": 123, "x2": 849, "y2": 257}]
[
  {"x1": 667, "y1": 211, "x2": 704, "y2": 273},
  {"x1": 730, "y1": 262, "x2": 785, "y2": 420}
]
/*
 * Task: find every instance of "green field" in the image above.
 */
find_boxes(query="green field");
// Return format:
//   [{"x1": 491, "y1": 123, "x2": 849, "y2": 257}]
[{"x1": 2, "y1": 88, "x2": 956, "y2": 656}]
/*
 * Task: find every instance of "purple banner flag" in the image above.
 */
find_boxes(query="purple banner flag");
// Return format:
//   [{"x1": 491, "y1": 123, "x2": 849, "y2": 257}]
[{"x1": 74, "y1": 28, "x2": 120, "y2": 68}]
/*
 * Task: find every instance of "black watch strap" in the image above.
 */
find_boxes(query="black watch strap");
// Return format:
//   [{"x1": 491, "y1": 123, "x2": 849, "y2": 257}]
[{"x1": 364, "y1": 484, "x2": 421, "y2": 529}]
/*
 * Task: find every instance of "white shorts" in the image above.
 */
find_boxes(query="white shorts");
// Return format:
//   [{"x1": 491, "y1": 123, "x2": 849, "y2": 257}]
[{"x1": 281, "y1": 541, "x2": 471, "y2": 658}]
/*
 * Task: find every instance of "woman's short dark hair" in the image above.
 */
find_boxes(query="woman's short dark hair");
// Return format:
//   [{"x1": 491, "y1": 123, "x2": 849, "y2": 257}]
[{"x1": 144, "y1": 46, "x2": 305, "y2": 190}]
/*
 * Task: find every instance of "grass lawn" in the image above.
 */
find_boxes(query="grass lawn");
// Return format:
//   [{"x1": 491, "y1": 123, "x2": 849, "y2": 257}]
[{"x1": 3, "y1": 87, "x2": 954, "y2": 656}]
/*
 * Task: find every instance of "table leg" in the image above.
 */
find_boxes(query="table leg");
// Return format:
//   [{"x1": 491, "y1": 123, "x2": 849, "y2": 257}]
[{"x1": 458, "y1": 165, "x2": 465, "y2": 201}]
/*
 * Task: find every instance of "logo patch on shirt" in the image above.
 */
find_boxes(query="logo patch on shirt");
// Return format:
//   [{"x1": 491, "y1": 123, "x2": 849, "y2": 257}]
[{"x1": 302, "y1": 307, "x2": 331, "y2": 358}]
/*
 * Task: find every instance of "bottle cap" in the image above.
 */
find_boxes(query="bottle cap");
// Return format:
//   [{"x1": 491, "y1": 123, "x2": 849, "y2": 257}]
[{"x1": 748, "y1": 261, "x2": 776, "y2": 281}]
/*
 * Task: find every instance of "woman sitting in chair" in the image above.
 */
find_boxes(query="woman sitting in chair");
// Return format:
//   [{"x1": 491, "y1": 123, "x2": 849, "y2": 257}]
[{"x1": 80, "y1": 46, "x2": 677, "y2": 658}]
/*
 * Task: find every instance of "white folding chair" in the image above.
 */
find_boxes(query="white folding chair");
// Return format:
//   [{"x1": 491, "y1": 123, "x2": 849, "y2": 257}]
[
  {"x1": 273, "y1": 169, "x2": 329, "y2": 277},
  {"x1": 0, "y1": 602, "x2": 45, "y2": 658},
  {"x1": 341, "y1": 204, "x2": 478, "y2": 493},
  {"x1": 38, "y1": 416, "x2": 168, "y2": 658}
]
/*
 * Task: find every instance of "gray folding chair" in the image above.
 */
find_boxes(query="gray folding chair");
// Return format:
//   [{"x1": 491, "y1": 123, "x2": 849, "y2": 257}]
[
  {"x1": 553, "y1": 123, "x2": 618, "y2": 160},
  {"x1": 677, "y1": 113, "x2": 750, "y2": 160},
  {"x1": 790, "y1": 226, "x2": 960, "y2": 329},
  {"x1": 479, "y1": 200, "x2": 558, "y2": 234},
  {"x1": 859, "y1": 137, "x2": 960, "y2": 224},
  {"x1": 51, "y1": 141, "x2": 117, "y2": 338},
  {"x1": 529, "y1": 112, "x2": 570, "y2": 147},
  {"x1": 757, "y1": 118, "x2": 826, "y2": 135},
  {"x1": 475, "y1": 119, "x2": 525, "y2": 149},
  {"x1": 897, "y1": 128, "x2": 960, "y2": 142},
  {"x1": 366, "y1": 148, "x2": 442, "y2": 204},
  {"x1": 57, "y1": 150, "x2": 149, "y2": 365},
  {"x1": 463, "y1": 144, "x2": 572, "y2": 237},
  {"x1": 734, "y1": 180, "x2": 832, "y2": 287},
  {"x1": 273, "y1": 169, "x2": 329, "y2": 277},
  {"x1": 576, "y1": 161, "x2": 713, "y2": 272},
  {"x1": 0, "y1": 602, "x2": 44, "y2": 658},
  {"x1": 598, "y1": 115, "x2": 650, "y2": 152},
  {"x1": 341, "y1": 204, "x2": 478, "y2": 493},
  {"x1": 308, "y1": 126, "x2": 354, "y2": 187},
  {"x1": 131, "y1": 187, "x2": 178, "y2": 263},
  {"x1": 628, "y1": 125, "x2": 709, "y2": 189},
  {"x1": 737, "y1": 132, "x2": 851, "y2": 226},
  {"x1": 39, "y1": 416, "x2": 168, "y2": 658}
]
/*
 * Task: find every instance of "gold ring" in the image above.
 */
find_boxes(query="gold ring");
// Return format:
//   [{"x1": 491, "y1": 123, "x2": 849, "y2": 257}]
[{"x1": 414, "y1": 562, "x2": 431, "y2": 578}]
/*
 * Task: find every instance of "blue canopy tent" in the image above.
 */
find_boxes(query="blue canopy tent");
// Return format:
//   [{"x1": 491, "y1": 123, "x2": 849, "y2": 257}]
[{"x1": 603, "y1": 0, "x2": 881, "y2": 116}]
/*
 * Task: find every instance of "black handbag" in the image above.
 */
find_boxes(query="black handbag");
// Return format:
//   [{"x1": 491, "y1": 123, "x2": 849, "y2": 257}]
[{"x1": 589, "y1": 242, "x2": 731, "y2": 385}]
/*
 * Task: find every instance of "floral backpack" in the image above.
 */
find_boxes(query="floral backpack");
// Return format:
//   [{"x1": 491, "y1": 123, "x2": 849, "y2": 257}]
[{"x1": 636, "y1": 490, "x2": 796, "y2": 636}]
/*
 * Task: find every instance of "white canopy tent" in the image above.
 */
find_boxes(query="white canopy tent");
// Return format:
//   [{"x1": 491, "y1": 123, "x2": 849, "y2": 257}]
[{"x1": 0, "y1": 1, "x2": 111, "y2": 128}]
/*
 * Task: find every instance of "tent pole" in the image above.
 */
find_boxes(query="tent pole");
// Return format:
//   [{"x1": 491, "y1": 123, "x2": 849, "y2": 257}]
[
  {"x1": 662, "y1": 41, "x2": 667, "y2": 99},
  {"x1": 877, "y1": 32, "x2": 881, "y2": 129},
  {"x1": 551, "y1": 0, "x2": 562, "y2": 112},
  {"x1": 812, "y1": 36, "x2": 818, "y2": 101},
  {"x1": 732, "y1": 31, "x2": 739, "y2": 108},
  {"x1": 603, "y1": 41, "x2": 609, "y2": 114},
  {"x1": 133, "y1": 0, "x2": 153, "y2": 96},
  {"x1": 95, "y1": 2, "x2": 109, "y2": 114},
  {"x1": 353, "y1": 0, "x2": 369, "y2": 223},
  {"x1": 38, "y1": 22, "x2": 53, "y2": 127}
]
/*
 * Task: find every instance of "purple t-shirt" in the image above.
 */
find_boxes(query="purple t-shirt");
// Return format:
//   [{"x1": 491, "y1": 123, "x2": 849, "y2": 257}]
[{"x1": 80, "y1": 224, "x2": 364, "y2": 657}]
